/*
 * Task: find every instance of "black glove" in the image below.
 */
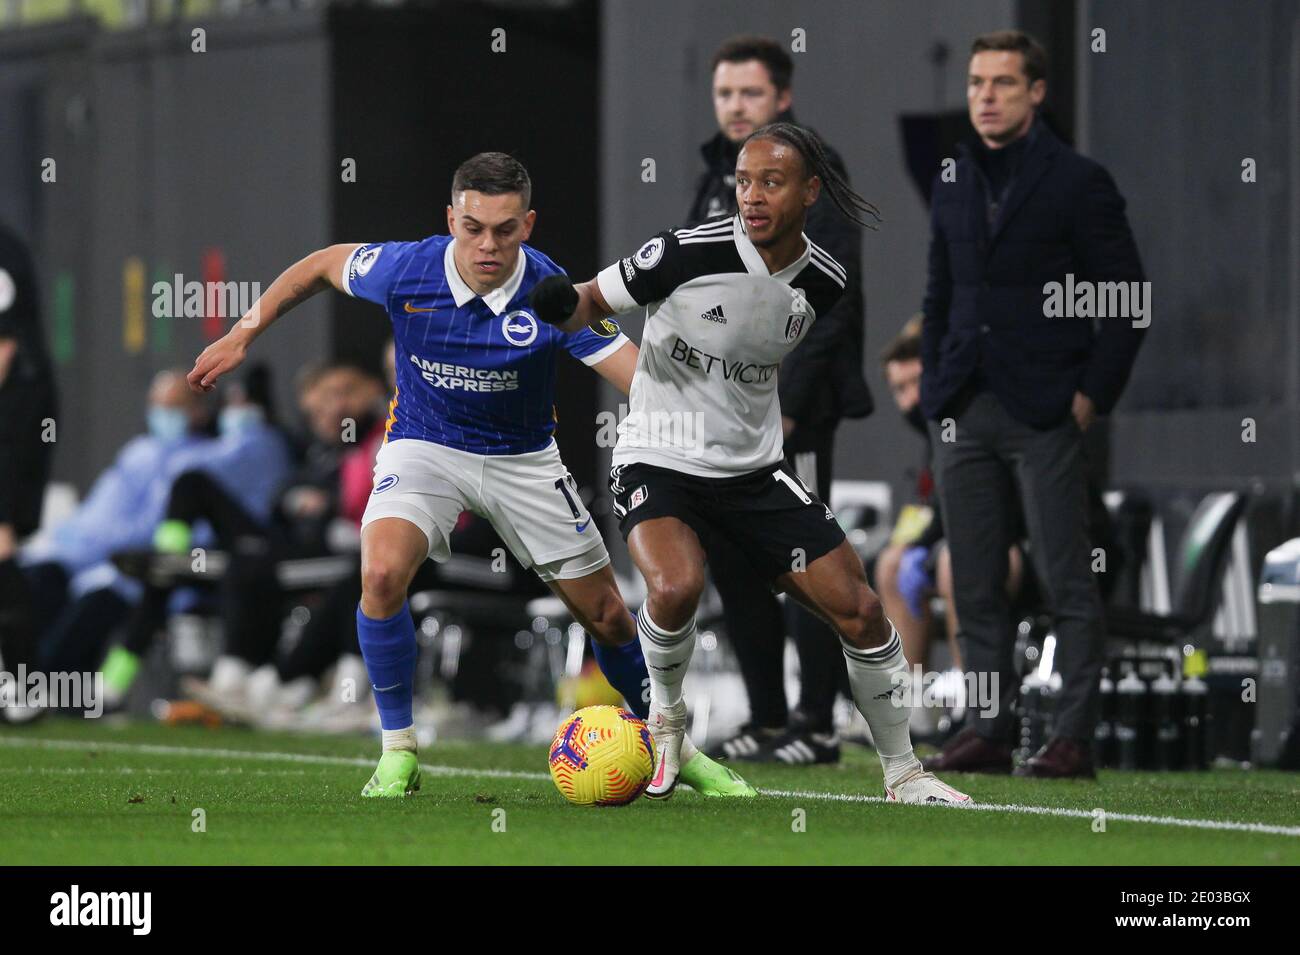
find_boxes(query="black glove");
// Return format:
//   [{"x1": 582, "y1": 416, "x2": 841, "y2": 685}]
[{"x1": 529, "y1": 275, "x2": 579, "y2": 326}]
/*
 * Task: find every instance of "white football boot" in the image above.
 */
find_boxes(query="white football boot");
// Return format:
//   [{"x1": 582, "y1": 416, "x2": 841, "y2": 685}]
[
  {"x1": 645, "y1": 699, "x2": 688, "y2": 800},
  {"x1": 885, "y1": 764, "x2": 973, "y2": 806}
]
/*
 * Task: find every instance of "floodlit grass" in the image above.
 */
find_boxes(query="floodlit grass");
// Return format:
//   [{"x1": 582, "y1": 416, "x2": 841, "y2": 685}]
[{"x1": 1, "y1": 719, "x2": 1296, "y2": 865}]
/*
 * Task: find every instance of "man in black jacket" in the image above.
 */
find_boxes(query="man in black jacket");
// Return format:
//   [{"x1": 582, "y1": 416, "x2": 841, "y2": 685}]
[
  {"x1": 689, "y1": 36, "x2": 873, "y2": 765},
  {"x1": 0, "y1": 221, "x2": 58, "y2": 678},
  {"x1": 923, "y1": 31, "x2": 1145, "y2": 778}
]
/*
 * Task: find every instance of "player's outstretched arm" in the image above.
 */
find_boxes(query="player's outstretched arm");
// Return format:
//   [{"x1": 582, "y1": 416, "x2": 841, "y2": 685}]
[
  {"x1": 187, "y1": 243, "x2": 361, "y2": 393},
  {"x1": 591, "y1": 341, "x2": 638, "y2": 397},
  {"x1": 529, "y1": 275, "x2": 613, "y2": 335}
]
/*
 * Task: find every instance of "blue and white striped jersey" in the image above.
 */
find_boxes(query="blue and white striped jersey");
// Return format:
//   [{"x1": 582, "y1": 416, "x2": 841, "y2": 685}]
[{"x1": 342, "y1": 237, "x2": 628, "y2": 455}]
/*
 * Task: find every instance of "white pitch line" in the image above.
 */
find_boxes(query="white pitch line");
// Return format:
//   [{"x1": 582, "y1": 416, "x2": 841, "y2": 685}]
[
  {"x1": 0, "y1": 766, "x2": 310, "y2": 776},
  {"x1": 0, "y1": 736, "x2": 552, "y2": 782},
  {"x1": 755, "y1": 786, "x2": 1300, "y2": 837},
  {"x1": 4, "y1": 735, "x2": 1298, "y2": 838}
]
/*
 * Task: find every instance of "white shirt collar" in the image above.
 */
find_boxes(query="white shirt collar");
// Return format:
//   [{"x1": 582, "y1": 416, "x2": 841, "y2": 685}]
[
  {"x1": 443, "y1": 240, "x2": 528, "y2": 316},
  {"x1": 732, "y1": 214, "x2": 811, "y2": 284}
]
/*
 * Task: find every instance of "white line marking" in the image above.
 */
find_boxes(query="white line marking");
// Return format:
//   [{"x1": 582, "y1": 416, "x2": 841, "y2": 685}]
[
  {"x1": 0, "y1": 766, "x2": 310, "y2": 776},
  {"x1": 756, "y1": 787, "x2": 1300, "y2": 837},
  {"x1": 0, "y1": 736, "x2": 548, "y2": 782},
  {"x1": 4, "y1": 736, "x2": 1297, "y2": 837}
]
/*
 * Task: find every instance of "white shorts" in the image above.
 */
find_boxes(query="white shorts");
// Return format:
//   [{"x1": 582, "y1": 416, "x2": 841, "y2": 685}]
[{"x1": 361, "y1": 438, "x2": 610, "y2": 582}]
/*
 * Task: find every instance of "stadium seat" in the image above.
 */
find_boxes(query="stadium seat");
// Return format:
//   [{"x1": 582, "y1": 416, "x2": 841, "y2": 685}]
[
  {"x1": 112, "y1": 549, "x2": 358, "y2": 590},
  {"x1": 1105, "y1": 491, "x2": 1250, "y2": 646},
  {"x1": 1103, "y1": 490, "x2": 1156, "y2": 610}
]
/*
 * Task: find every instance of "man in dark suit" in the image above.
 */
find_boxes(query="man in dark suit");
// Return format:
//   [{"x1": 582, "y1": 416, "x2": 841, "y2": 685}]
[
  {"x1": 690, "y1": 36, "x2": 873, "y2": 765},
  {"x1": 923, "y1": 31, "x2": 1145, "y2": 778}
]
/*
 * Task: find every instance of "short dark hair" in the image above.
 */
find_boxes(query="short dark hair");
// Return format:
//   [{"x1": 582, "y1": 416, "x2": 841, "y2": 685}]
[
  {"x1": 710, "y1": 35, "x2": 793, "y2": 92},
  {"x1": 451, "y1": 152, "x2": 532, "y2": 208},
  {"x1": 879, "y1": 314, "x2": 924, "y2": 366},
  {"x1": 970, "y1": 29, "x2": 1048, "y2": 85}
]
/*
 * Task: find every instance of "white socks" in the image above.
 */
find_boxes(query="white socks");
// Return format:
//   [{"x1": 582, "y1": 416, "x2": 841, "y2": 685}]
[
  {"x1": 636, "y1": 605, "x2": 696, "y2": 709},
  {"x1": 842, "y1": 623, "x2": 923, "y2": 786},
  {"x1": 381, "y1": 725, "x2": 418, "y2": 754}
]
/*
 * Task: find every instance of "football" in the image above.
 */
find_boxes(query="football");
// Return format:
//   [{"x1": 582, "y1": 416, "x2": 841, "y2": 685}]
[{"x1": 548, "y1": 706, "x2": 655, "y2": 806}]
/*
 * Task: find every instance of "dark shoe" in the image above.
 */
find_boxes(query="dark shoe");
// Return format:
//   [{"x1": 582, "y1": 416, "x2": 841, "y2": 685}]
[
  {"x1": 926, "y1": 725, "x2": 1013, "y2": 774},
  {"x1": 771, "y1": 729, "x2": 841, "y2": 766},
  {"x1": 1014, "y1": 736, "x2": 1097, "y2": 779},
  {"x1": 708, "y1": 724, "x2": 783, "y2": 762}
]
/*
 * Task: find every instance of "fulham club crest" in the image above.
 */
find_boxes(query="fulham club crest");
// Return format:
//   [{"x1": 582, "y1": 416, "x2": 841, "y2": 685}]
[{"x1": 784, "y1": 313, "x2": 805, "y2": 342}]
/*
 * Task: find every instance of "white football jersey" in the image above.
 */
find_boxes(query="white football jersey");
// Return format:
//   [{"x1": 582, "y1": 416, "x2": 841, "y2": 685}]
[{"x1": 597, "y1": 214, "x2": 846, "y2": 477}]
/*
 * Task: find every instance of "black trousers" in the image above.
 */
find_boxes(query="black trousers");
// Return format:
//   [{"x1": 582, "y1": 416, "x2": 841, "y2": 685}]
[
  {"x1": 0, "y1": 556, "x2": 39, "y2": 669},
  {"x1": 222, "y1": 549, "x2": 363, "y2": 682},
  {"x1": 705, "y1": 427, "x2": 848, "y2": 733},
  {"x1": 123, "y1": 470, "x2": 271, "y2": 657},
  {"x1": 1, "y1": 559, "x2": 133, "y2": 675},
  {"x1": 25, "y1": 561, "x2": 133, "y2": 674},
  {"x1": 122, "y1": 469, "x2": 364, "y2": 683},
  {"x1": 929, "y1": 390, "x2": 1105, "y2": 743}
]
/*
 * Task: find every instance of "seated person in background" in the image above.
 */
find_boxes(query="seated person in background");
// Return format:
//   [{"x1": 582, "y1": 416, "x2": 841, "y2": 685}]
[
  {"x1": 184, "y1": 359, "x2": 390, "y2": 720},
  {"x1": 276, "y1": 362, "x2": 387, "y2": 553},
  {"x1": 872, "y1": 318, "x2": 1022, "y2": 735},
  {"x1": 100, "y1": 364, "x2": 293, "y2": 706},
  {"x1": 336, "y1": 353, "x2": 392, "y2": 528},
  {"x1": 19, "y1": 369, "x2": 215, "y2": 675}
]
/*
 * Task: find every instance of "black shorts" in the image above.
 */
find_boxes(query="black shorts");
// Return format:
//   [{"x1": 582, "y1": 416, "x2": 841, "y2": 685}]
[{"x1": 609, "y1": 459, "x2": 846, "y2": 583}]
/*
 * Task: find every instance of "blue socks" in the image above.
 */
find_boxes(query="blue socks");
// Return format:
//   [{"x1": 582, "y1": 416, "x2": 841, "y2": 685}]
[
  {"x1": 356, "y1": 602, "x2": 417, "y2": 731},
  {"x1": 591, "y1": 634, "x2": 651, "y2": 719},
  {"x1": 356, "y1": 599, "x2": 652, "y2": 729}
]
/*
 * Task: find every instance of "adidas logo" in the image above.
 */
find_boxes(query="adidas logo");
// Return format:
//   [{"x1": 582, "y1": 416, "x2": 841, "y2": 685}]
[{"x1": 700, "y1": 304, "x2": 726, "y2": 324}]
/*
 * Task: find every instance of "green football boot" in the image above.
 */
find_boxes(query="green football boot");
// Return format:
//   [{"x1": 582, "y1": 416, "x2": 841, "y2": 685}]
[
  {"x1": 361, "y1": 750, "x2": 422, "y2": 798},
  {"x1": 679, "y1": 750, "x2": 758, "y2": 797}
]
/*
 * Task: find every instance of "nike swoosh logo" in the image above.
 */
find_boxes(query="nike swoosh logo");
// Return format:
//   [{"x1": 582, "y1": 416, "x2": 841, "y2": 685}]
[
  {"x1": 575, "y1": 518, "x2": 590, "y2": 533},
  {"x1": 651, "y1": 754, "x2": 667, "y2": 788},
  {"x1": 372, "y1": 683, "x2": 401, "y2": 692},
  {"x1": 403, "y1": 302, "x2": 438, "y2": 313}
]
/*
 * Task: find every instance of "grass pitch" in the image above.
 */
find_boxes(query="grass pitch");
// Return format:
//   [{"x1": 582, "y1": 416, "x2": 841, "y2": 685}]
[{"x1": 1, "y1": 719, "x2": 1297, "y2": 865}]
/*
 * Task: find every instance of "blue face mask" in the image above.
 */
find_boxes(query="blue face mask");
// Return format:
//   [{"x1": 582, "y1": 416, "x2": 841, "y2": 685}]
[
  {"x1": 147, "y1": 406, "x2": 189, "y2": 443},
  {"x1": 218, "y1": 404, "x2": 265, "y2": 437}
]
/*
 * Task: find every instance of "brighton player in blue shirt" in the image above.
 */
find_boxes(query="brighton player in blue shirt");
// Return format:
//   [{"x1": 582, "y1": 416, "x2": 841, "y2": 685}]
[{"x1": 188, "y1": 153, "x2": 752, "y2": 799}]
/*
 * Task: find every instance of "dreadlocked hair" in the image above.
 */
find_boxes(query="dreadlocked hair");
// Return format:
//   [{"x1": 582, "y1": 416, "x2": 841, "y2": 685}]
[{"x1": 743, "y1": 122, "x2": 882, "y2": 230}]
